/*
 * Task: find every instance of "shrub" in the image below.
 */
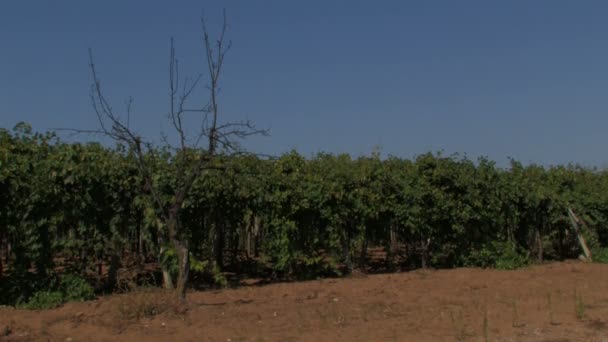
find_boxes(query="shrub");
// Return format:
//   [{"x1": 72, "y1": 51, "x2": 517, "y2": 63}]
[
  {"x1": 593, "y1": 247, "x2": 608, "y2": 263},
  {"x1": 165, "y1": 248, "x2": 229, "y2": 288},
  {"x1": 495, "y1": 242, "x2": 529, "y2": 270},
  {"x1": 463, "y1": 242, "x2": 529, "y2": 270},
  {"x1": 208, "y1": 262, "x2": 228, "y2": 287},
  {"x1": 60, "y1": 274, "x2": 95, "y2": 302},
  {"x1": 463, "y1": 245, "x2": 497, "y2": 268},
  {"x1": 11, "y1": 274, "x2": 94, "y2": 309},
  {"x1": 0, "y1": 271, "x2": 51, "y2": 306},
  {"x1": 20, "y1": 291, "x2": 64, "y2": 310},
  {"x1": 292, "y1": 255, "x2": 342, "y2": 280}
]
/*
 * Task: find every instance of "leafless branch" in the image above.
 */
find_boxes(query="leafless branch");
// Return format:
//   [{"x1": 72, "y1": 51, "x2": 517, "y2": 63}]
[
  {"x1": 83, "y1": 49, "x2": 170, "y2": 222},
  {"x1": 71, "y1": 10, "x2": 268, "y2": 299}
]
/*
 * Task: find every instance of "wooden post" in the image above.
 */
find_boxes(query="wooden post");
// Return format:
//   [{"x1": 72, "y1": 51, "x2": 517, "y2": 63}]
[{"x1": 567, "y1": 208, "x2": 592, "y2": 261}]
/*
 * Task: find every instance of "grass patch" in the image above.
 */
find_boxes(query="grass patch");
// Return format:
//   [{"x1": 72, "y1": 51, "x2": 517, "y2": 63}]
[
  {"x1": 18, "y1": 291, "x2": 64, "y2": 310},
  {"x1": 116, "y1": 288, "x2": 177, "y2": 321},
  {"x1": 60, "y1": 274, "x2": 95, "y2": 302},
  {"x1": 463, "y1": 241, "x2": 529, "y2": 270},
  {"x1": 14, "y1": 274, "x2": 95, "y2": 310}
]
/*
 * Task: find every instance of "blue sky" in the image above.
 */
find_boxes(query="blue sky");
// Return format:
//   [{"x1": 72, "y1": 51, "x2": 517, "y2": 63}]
[{"x1": 1, "y1": 1, "x2": 608, "y2": 167}]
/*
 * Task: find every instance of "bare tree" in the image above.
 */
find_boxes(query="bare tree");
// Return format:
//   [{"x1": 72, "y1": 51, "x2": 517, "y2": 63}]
[{"x1": 84, "y1": 10, "x2": 266, "y2": 301}]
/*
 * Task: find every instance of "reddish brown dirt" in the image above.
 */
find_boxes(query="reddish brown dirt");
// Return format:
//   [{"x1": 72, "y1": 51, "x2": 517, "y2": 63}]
[{"x1": 2, "y1": 261, "x2": 608, "y2": 341}]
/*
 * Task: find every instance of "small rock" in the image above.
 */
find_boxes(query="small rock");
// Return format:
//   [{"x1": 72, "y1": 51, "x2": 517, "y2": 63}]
[
  {"x1": 65, "y1": 338, "x2": 73, "y2": 342},
  {"x1": 332, "y1": 297, "x2": 339, "y2": 302}
]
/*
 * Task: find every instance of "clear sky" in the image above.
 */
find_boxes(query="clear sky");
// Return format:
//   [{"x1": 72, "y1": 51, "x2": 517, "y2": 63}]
[{"x1": 1, "y1": 1, "x2": 607, "y2": 167}]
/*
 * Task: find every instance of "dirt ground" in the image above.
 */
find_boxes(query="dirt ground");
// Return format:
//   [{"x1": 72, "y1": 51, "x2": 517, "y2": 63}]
[{"x1": 1, "y1": 261, "x2": 607, "y2": 342}]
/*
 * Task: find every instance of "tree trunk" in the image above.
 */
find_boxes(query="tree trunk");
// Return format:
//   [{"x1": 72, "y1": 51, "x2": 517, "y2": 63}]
[
  {"x1": 143, "y1": 240, "x2": 148, "y2": 260},
  {"x1": 215, "y1": 222, "x2": 225, "y2": 269},
  {"x1": 253, "y1": 215, "x2": 260, "y2": 258},
  {"x1": 246, "y1": 228, "x2": 252, "y2": 259},
  {"x1": 107, "y1": 254, "x2": 120, "y2": 291},
  {"x1": 567, "y1": 208, "x2": 593, "y2": 261},
  {"x1": 167, "y1": 213, "x2": 188, "y2": 302},
  {"x1": 174, "y1": 240, "x2": 189, "y2": 302},
  {"x1": 390, "y1": 225, "x2": 398, "y2": 252},
  {"x1": 359, "y1": 238, "x2": 368, "y2": 268},
  {"x1": 420, "y1": 237, "x2": 430, "y2": 269},
  {"x1": 97, "y1": 251, "x2": 103, "y2": 276},
  {"x1": 245, "y1": 214, "x2": 253, "y2": 259},
  {"x1": 557, "y1": 223, "x2": 565, "y2": 260},
  {"x1": 136, "y1": 218, "x2": 142, "y2": 260},
  {"x1": 387, "y1": 224, "x2": 398, "y2": 266},
  {"x1": 158, "y1": 245, "x2": 174, "y2": 289},
  {"x1": 230, "y1": 226, "x2": 239, "y2": 266},
  {"x1": 6, "y1": 242, "x2": 13, "y2": 271},
  {"x1": 162, "y1": 270, "x2": 174, "y2": 289},
  {"x1": 535, "y1": 227, "x2": 543, "y2": 262},
  {"x1": 342, "y1": 231, "x2": 353, "y2": 274}
]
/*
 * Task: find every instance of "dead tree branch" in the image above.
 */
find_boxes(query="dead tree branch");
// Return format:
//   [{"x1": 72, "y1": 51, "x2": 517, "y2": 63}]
[{"x1": 64, "y1": 9, "x2": 268, "y2": 302}]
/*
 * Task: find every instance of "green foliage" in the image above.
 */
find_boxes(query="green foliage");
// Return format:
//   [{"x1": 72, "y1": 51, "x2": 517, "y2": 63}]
[
  {"x1": 2, "y1": 124, "x2": 608, "y2": 298},
  {"x1": 593, "y1": 247, "x2": 608, "y2": 263},
  {"x1": 289, "y1": 254, "x2": 342, "y2": 280},
  {"x1": 0, "y1": 271, "x2": 53, "y2": 306},
  {"x1": 1, "y1": 272, "x2": 94, "y2": 308},
  {"x1": 19, "y1": 291, "x2": 64, "y2": 310},
  {"x1": 495, "y1": 243, "x2": 530, "y2": 270},
  {"x1": 464, "y1": 246, "x2": 500, "y2": 268},
  {"x1": 207, "y1": 262, "x2": 228, "y2": 287},
  {"x1": 159, "y1": 246, "x2": 180, "y2": 279},
  {"x1": 159, "y1": 246, "x2": 227, "y2": 287},
  {"x1": 464, "y1": 242, "x2": 529, "y2": 270},
  {"x1": 60, "y1": 274, "x2": 95, "y2": 302}
]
